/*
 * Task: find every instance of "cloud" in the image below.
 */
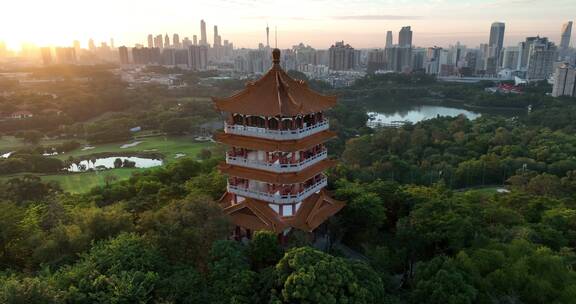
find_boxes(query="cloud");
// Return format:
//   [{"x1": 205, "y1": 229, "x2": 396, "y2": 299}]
[{"x1": 332, "y1": 15, "x2": 423, "y2": 20}]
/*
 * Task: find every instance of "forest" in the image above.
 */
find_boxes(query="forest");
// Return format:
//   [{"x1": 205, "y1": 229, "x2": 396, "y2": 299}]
[{"x1": 2, "y1": 69, "x2": 576, "y2": 303}]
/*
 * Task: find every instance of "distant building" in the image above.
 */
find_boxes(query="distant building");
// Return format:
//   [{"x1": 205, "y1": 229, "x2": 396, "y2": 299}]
[
  {"x1": 552, "y1": 65, "x2": 576, "y2": 97},
  {"x1": 154, "y1": 35, "x2": 163, "y2": 48},
  {"x1": 502, "y1": 46, "x2": 520, "y2": 70},
  {"x1": 55, "y1": 47, "x2": 76, "y2": 64},
  {"x1": 560, "y1": 21, "x2": 573, "y2": 59},
  {"x1": 386, "y1": 31, "x2": 393, "y2": 48},
  {"x1": 486, "y1": 22, "x2": 505, "y2": 75},
  {"x1": 385, "y1": 46, "x2": 412, "y2": 72},
  {"x1": 173, "y1": 33, "x2": 180, "y2": 48},
  {"x1": 132, "y1": 47, "x2": 161, "y2": 64},
  {"x1": 398, "y1": 26, "x2": 413, "y2": 47},
  {"x1": 367, "y1": 49, "x2": 386, "y2": 71},
  {"x1": 328, "y1": 41, "x2": 356, "y2": 71},
  {"x1": 118, "y1": 46, "x2": 129, "y2": 64},
  {"x1": 189, "y1": 45, "x2": 208, "y2": 70},
  {"x1": 200, "y1": 19, "x2": 208, "y2": 46},
  {"x1": 40, "y1": 47, "x2": 52, "y2": 65},
  {"x1": 164, "y1": 34, "x2": 170, "y2": 48},
  {"x1": 526, "y1": 37, "x2": 557, "y2": 80},
  {"x1": 147, "y1": 34, "x2": 154, "y2": 48}
]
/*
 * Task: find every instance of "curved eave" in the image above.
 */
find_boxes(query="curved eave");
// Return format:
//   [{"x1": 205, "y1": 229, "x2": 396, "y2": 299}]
[
  {"x1": 219, "y1": 159, "x2": 336, "y2": 184},
  {"x1": 214, "y1": 130, "x2": 336, "y2": 152}
]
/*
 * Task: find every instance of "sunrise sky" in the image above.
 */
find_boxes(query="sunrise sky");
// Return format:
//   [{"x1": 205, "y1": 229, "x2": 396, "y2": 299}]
[{"x1": 2, "y1": 0, "x2": 575, "y2": 50}]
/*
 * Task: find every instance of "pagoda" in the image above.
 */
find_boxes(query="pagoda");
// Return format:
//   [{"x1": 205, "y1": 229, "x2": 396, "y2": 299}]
[{"x1": 213, "y1": 49, "x2": 344, "y2": 237}]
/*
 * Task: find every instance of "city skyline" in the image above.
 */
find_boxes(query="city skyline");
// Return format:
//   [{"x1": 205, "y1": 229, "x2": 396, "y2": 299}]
[{"x1": 1, "y1": 0, "x2": 575, "y2": 51}]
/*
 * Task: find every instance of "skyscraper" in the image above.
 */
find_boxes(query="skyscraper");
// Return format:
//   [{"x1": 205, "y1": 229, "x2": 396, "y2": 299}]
[
  {"x1": 486, "y1": 22, "x2": 505, "y2": 75},
  {"x1": 386, "y1": 31, "x2": 393, "y2": 48},
  {"x1": 328, "y1": 41, "x2": 356, "y2": 71},
  {"x1": 398, "y1": 26, "x2": 413, "y2": 47},
  {"x1": 147, "y1": 34, "x2": 154, "y2": 48},
  {"x1": 552, "y1": 64, "x2": 576, "y2": 97},
  {"x1": 560, "y1": 21, "x2": 573, "y2": 50},
  {"x1": 173, "y1": 33, "x2": 180, "y2": 48},
  {"x1": 266, "y1": 24, "x2": 270, "y2": 47},
  {"x1": 164, "y1": 34, "x2": 170, "y2": 48},
  {"x1": 73, "y1": 40, "x2": 81, "y2": 56},
  {"x1": 526, "y1": 37, "x2": 557, "y2": 80},
  {"x1": 41, "y1": 47, "x2": 52, "y2": 65},
  {"x1": 560, "y1": 21, "x2": 573, "y2": 59},
  {"x1": 200, "y1": 19, "x2": 207, "y2": 46},
  {"x1": 118, "y1": 46, "x2": 129, "y2": 64},
  {"x1": 88, "y1": 39, "x2": 96, "y2": 51},
  {"x1": 193, "y1": 35, "x2": 198, "y2": 46},
  {"x1": 154, "y1": 35, "x2": 163, "y2": 48}
]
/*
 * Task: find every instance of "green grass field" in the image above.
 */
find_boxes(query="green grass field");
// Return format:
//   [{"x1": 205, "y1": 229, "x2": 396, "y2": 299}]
[
  {"x1": 56, "y1": 135, "x2": 213, "y2": 162},
  {"x1": 1, "y1": 135, "x2": 215, "y2": 193}
]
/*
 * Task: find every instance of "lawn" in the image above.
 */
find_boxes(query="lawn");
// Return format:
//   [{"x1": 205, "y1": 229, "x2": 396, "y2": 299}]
[
  {"x1": 56, "y1": 135, "x2": 214, "y2": 162},
  {"x1": 1, "y1": 135, "x2": 216, "y2": 193},
  {"x1": 41, "y1": 169, "x2": 144, "y2": 193}
]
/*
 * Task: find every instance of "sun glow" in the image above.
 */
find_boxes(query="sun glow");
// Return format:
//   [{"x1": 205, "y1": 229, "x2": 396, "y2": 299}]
[{"x1": 1, "y1": 0, "x2": 574, "y2": 51}]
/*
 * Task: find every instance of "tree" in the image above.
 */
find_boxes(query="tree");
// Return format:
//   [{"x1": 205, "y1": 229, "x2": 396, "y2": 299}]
[
  {"x1": 248, "y1": 231, "x2": 283, "y2": 270},
  {"x1": 113, "y1": 158, "x2": 123, "y2": 168},
  {"x1": 411, "y1": 256, "x2": 477, "y2": 304},
  {"x1": 208, "y1": 240, "x2": 256, "y2": 304},
  {"x1": 0, "y1": 275, "x2": 62, "y2": 304},
  {"x1": 139, "y1": 196, "x2": 230, "y2": 266},
  {"x1": 18, "y1": 130, "x2": 43, "y2": 145},
  {"x1": 271, "y1": 247, "x2": 385, "y2": 304},
  {"x1": 197, "y1": 148, "x2": 212, "y2": 160},
  {"x1": 162, "y1": 118, "x2": 190, "y2": 135},
  {"x1": 54, "y1": 233, "x2": 162, "y2": 303}
]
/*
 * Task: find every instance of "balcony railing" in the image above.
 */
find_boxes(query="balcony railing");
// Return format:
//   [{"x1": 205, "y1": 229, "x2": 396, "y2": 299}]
[
  {"x1": 228, "y1": 177, "x2": 327, "y2": 204},
  {"x1": 226, "y1": 150, "x2": 327, "y2": 173},
  {"x1": 224, "y1": 119, "x2": 329, "y2": 140}
]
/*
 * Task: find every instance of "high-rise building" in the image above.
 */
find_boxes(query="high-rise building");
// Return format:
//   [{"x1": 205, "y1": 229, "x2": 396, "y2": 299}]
[
  {"x1": 552, "y1": 64, "x2": 576, "y2": 97},
  {"x1": 55, "y1": 47, "x2": 76, "y2": 64},
  {"x1": 147, "y1": 34, "x2": 154, "y2": 48},
  {"x1": 385, "y1": 46, "x2": 413, "y2": 72},
  {"x1": 398, "y1": 26, "x2": 413, "y2": 47},
  {"x1": 40, "y1": 47, "x2": 52, "y2": 65},
  {"x1": 213, "y1": 49, "x2": 344, "y2": 236},
  {"x1": 502, "y1": 46, "x2": 520, "y2": 70},
  {"x1": 164, "y1": 34, "x2": 170, "y2": 48},
  {"x1": 200, "y1": 19, "x2": 207, "y2": 46},
  {"x1": 386, "y1": 31, "x2": 393, "y2": 48},
  {"x1": 486, "y1": 22, "x2": 505, "y2": 74},
  {"x1": 173, "y1": 33, "x2": 180, "y2": 48},
  {"x1": 132, "y1": 47, "x2": 161, "y2": 64},
  {"x1": 182, "y1": 37, "x2": 192, "y2": 48},
  {"x1": 328, "y1": 41, "x2": 356, "y2": 71},
  {"x1": 526, "y1": 37, "x2": 557, "y2": 80},
  {"x1": 88, "y1": 39, "x2": 96, "y2": 51},
  {"x1": 560, "y1": 21, "x2": 573, "y2": 59},
  {"x1": 72, "y1": 40, "x2": 81, "y2": 58},
  {"x1": 214, "y1": 25, "x2": 220, "y2": 47},
  {"x1": 193, "y1": 35, "x2": 198, "y2": 46},
  {"x1": 189, "y1": 45, "x2": 208, "y2": 70},
  {"x1": 154, "y1": 35, "x2": 163, "y2": 48},
  {"x1": 110, "y1": 38, "x2": 115, "y2": 49},
  {"x1": 266, "y1": 24, "x2": 270, "y2": 47},
  {"x1": 118, "y1": 46, "x2": 129, "y2": 64}
]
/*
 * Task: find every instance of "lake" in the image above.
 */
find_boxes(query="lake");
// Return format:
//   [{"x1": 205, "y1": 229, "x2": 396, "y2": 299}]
[
  {"x1": 367, "y1": 104, "x2": 523, "y2": 128},
  {"x1": 67, "y1": 156, "x2": 163, "y2": 172}
]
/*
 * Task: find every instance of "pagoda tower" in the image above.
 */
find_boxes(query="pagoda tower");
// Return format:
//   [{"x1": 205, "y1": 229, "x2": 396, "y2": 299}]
[{"x1": 213, "y1": 49, "x2": 344, "y2": 236}]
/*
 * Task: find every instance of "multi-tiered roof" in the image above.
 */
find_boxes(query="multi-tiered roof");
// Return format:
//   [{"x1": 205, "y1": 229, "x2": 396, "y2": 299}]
[{"x1": 213, "y1": 49, "x2": 344, "y2": 234}]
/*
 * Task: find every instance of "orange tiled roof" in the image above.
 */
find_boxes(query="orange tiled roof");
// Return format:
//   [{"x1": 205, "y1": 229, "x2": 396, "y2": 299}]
[
  {"x1": 212, "y1": 49, "x2": 337, "y2": 116},
  {"x1": 219, "y1": 189, "x2": 345, "y2": 233},
  {"x1": 219, "y1": 159, "x2": 336, "y2": 184},
  {"x1": 214, "y1": 130, "x2": 336, "y2": 152}
]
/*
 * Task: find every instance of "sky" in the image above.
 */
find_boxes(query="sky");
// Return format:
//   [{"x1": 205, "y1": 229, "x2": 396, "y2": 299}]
[{"x1": 1, "y1": 0, "x2": 575, "y2": 50}]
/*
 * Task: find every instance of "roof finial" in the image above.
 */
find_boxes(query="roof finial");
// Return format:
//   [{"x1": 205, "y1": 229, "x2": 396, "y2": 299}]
[{"x1": 272, "y1": 48, "x2": 280, "y2": 65}]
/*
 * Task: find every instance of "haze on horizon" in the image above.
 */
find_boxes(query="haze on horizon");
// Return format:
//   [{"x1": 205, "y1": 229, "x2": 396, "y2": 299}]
[{"x1": 2, "y1": 0, "x2": 575, "y2": 50}]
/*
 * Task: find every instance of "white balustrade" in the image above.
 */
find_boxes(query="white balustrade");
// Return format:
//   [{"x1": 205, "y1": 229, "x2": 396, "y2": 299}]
[
  {"x1": 228, "y1": 177, "x2": 328, "y2": 204},
  {"x1": 226, "y1": 150, "x2": 327, "y2": 173},
  {"x1": 224, "y1": 120, "x2": 329, "y2": 140}
]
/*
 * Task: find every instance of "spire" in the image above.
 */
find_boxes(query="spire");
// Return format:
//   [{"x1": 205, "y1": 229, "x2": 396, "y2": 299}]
[{"x1": 272, "y1": 48, "x2": 280, "y2": 65}]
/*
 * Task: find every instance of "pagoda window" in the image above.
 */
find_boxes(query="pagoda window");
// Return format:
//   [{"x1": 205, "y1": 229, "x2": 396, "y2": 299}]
[
  {"x1": 232, "y1": 114, "x2": 243, "y2": 125},
  {"x1": 282, "y1": 204, "x2": 294, "y2": 216},
  {"x1": 268, "y1": 117, "x2": 279, "y2": 130},
  {"x1": 281, "y1": 119, "x2": 292, "y2": 130}
]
